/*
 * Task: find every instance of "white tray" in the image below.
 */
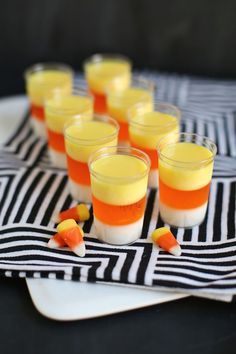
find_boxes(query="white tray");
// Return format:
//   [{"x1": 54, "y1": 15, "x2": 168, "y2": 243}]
[{"x1": 0, "y1": 95, "x2": 187, "y2": 320}]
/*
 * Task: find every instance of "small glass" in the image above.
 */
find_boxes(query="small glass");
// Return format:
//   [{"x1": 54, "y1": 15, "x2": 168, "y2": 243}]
[
  {"x1": 83, "y1": 54, "x2": 132, "y2": 114},
  {"x1": 24, "y1": 63, "x2": 73, "y2": 138},
  {"x1": 157, "y1": 133, "x2": 217, "y2": 228},
  {"x1": 107, "y1": 76, "x2": 155, "y2": 145},
  {"x1": 89, "y1": 146, "x2": 150, "y2": 245},
  {"x1": 64, "y1": 115, "x2": 119, "y2": 203},
  {"x1": 128, "y1": 101, "x2": 181, "y2": 188},
  {"x1": 45, "y1": 87, "x2": 93, "y2": 168}
]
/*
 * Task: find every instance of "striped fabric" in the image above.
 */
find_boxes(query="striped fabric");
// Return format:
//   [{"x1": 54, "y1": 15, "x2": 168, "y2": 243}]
[{"x1": 0, "y1": 73, "x2": 236, "y2": 298}]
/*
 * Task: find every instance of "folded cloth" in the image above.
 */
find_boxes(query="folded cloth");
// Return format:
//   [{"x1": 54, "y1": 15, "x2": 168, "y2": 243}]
[{"x1": 0, "y1": 73, "x2": 236, "y2": 302}]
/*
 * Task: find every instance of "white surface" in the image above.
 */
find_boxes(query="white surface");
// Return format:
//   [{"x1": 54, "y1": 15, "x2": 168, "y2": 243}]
[
  {"x1": 26, "y1": 278, "x2": 187, "y2": 321},
  {"x1": 49, "y1": 148, "x2": 67, "y2": 169},
  {"x1": 0, "y1": 95, "x2": 187, "y2": 320},
  {"x1": 68, "y1": 179, "x2": 92, "y2": 203},
  {"x1": 94, "y1": 216, "x2": 144, "y2": 245},
  {"x1": 160, "y1": 201, "x2": 207, "y2": 228}
]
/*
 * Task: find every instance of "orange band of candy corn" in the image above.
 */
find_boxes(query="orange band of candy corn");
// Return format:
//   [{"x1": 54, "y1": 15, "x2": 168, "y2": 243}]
[
  {"x1": 59, "y1": 204, "x2": 90, "y2": 222},
  {"x1": 154, "y1": 231, "x2": 179, "y2": 251},
  {"x1": 92, "y1": 195, "x2": 146, "y2": 225},
  {"x1": 48, "y1": 233, "x2": 67, "y2": 248},
  {"x1": 89, "y1": 89, "x2": 107, "y2": 114},
  {"x1": 31, "y1": 104, "x2": 45, "y2": 121},
  {"x1": 130, "y1": 140, "x2": 158, "y2": 169},
  {"x1": 60, "y1": 227, "x2": 83, "y2": 249},
  {"x1": 51, "y1": 233, "x2": 66, "y2": 247},
  {"x1": 159, "y1": 179, "x2": 210, "y2": 209},
  {"x1": 47, "y1": 128, "x2": 65, "y2": 153},
  {"x1": 66, "y1": 155, "x2": 91, "y2": 185}
]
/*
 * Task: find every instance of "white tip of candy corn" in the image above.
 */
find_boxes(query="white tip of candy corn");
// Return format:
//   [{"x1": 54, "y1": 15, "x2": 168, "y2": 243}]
[
  {"x1": 73, "y1": 242, "x2": 86, "y2": 257},
  {"x1": 48, "y1": 238, "x2": 60, "y2": 249},
  {"x1": 170, "y1": 245, "x2": 182, "y2": 257},
  {"x1": 51, "y1": 213, "x2": 60, "y2": 224}
]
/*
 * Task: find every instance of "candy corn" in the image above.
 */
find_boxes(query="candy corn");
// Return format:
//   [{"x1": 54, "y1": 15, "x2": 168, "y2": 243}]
[
  {"x1": 48, "y1": 233, "x2": 66, "y2": 248},
  {"x1": 57, "y1": 219, "x2": 86, "y2": 257},
  {"x1": 53, "y1": 204, "x2": 90, "y2": 223},
  {"x1": 151, "y1": 227, "x2": 181, "y2": 256}
]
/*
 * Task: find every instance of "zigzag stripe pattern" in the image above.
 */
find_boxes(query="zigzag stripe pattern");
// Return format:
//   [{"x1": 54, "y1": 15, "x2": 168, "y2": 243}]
[{"x1": 0, "y1": 73, "x2": 236, "y2": 297}]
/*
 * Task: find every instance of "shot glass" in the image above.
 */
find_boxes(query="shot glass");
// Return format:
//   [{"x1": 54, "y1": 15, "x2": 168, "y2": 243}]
[
  {"x1": 158, "y1": 133, "x2": 217, "y2": 228},
  {"x1": 83, "y1": 54, "x2": 131, "y2": 114},
  {"x1": 89, "y1": 146, "x2": 150, "y2": 245},
  {"x1": 128, "y1": 102, "x2": 181, "y2": 188},
  {"x1": 45, "y1": 88, "x2": 93, "y2": 168},
  {"x1": 64, "y1": 115, "x2": 119, "y2": 203},
  {"x1": 24, "y1": 63, "x2": 73, "y2": 138},
  {"x1": 107, "y1": 76, "x2": 155, "y2": 145}
]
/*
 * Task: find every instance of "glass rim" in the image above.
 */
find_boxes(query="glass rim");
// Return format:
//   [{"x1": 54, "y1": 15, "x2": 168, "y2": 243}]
[
  {"x1": 24, "y1": 62, "x2": 74, "y2": 81},
  {"x1": 88, "y1": 145, "x2": 151, "y2": 183},
  {"x1": 45, "y1": 87, "x2": 93, "y2": 115},
  {"x1": 83, "y1": 53, "x2": 132, "y2": 69},
  {"x1": 128, "y1": 101, "x2": 181, "y2": 129},
  {"x1": 157, "y1": 132, "x2": 217, "y2": 167},
  {"x1": 64, "y1": 115, "x2": 120, "y2": 146}
]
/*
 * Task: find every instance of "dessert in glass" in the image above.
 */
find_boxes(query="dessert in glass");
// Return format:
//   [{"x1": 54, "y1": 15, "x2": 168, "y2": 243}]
[
  {"x1": 83, "y1": 54, "x2": 131, "y2": 114},
  {"x1": 158, "y1": 133, "x2": 217, "y2": 228},
  {"x1": 24, "y1": 63, "x2": 73, "y2": 138},
  {"x1": 129, "y1": 102, "x2": 180, "y2": 188},
  {"x1": 45, "y1": 88, "x2": 93, "y2": 168},
  {"x1": 107, "y1": 77, "x2": 154, "y2": 145},
  {"x1": 89, "y1": 146, "x2": 150, "y2": 245},
  {"x1": 64, "y1": 115, "x2": 119, "y2": 203}
]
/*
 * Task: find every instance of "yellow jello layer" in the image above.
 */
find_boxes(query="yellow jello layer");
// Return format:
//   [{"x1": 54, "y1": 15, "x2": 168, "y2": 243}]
[
  {"x1": 26, "y1": 70, "x2": 72, "y2": 106},
  {"x1": 85, "y1": 60, "x2": 131, "y2": 94},
  {"x1": 159, "y1": 142, "x2": 214, "y2": 190},
  {"x1": 65, "y1": 121, "x2": 118, "y2": 162},
  {"x1": 90, "y1": 154, "x2": 148, "y2": 205},
  {"x1": 45, "y1": 95, "x2": 93, "y2": 133},
  {"x1": 107, "y1": 88, "x2": 153, "y2": 123},
  {"x1": 129, "y1": 112, "x2": 179, "y2": 149}
]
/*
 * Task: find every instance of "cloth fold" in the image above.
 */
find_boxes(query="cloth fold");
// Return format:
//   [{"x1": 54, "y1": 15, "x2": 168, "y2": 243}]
[{"x1": 0, "y1": 73, "x2": 236, "y2": 302}]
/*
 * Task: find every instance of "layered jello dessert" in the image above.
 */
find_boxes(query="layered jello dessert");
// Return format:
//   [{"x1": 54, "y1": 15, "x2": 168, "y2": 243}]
[
  {"x1": 129, "y1": 102, "x2": 180, "y2": 188},
  {"x1": 158, "y1": 133, "x2": 217, "y2": 227},
  {"x1": 89, "y1": 146, "x2": 150, "y2": 245},
  {"x1": 64, "y1": 116, "x2": 119, "y2": 203},
  {"x1": 107, "y1": 77, "x2": 154, "y2": 145},
  {"x1": 24, "y1": 63, "x2": 73, "y2": 138},
  {"x1": 45, "y1": 89, "x2": 93, "y2": 168},
  {"x1": 83, "y1": 54, "x2": 131, "y2": 114}
]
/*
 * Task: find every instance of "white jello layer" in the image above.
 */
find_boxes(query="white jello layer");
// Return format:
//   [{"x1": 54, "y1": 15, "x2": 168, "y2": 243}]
[
  {"x1": 148, "y1": 169, "x2": 159, "y2": 189},
  {"x1": 68, "y1": 179, "x2": 92, "y2": 203},
  {"x1": 48, "y1": 148, "x2": 67, "y2": 169},
  {"x1": 159, "y1": 201, "x2": 208, "y2": 228},
  {"x1": 94, "y1": 216, "x2": 144, "y2": 245},
  {"x1": 31, "y1": 116, "x2": 47, "y2": 138}
]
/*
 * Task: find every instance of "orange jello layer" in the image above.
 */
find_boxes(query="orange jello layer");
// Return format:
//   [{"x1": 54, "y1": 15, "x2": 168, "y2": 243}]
[
  {"x1": 130, "y1": 140, "x2": 158, "y2": 169},
  {"x1": 31, "y1": 104, "x2": 45, "y2": 121},
  {"x1": 67, "y1": 155, "x2": 90, "y2": 186},
  {"x1": 118, "y1": 120, "x2": 129, "y2": 142},
  {"x1": 47, "y1": 129, "x2": 65, "y2": 153},
  {"x1": 92, "y1": 195, "x2": 146, "y2": 226},
  {"x1": 89, "y1": 89, "x2": 107, "y2": 114},
  {"x1": 159, "y1": 179, "x2": 210, "y2": 209}
]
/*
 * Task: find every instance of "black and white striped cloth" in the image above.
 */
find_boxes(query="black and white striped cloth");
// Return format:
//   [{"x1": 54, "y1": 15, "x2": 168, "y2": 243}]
[{"x1": 0, "y1": 73, "x2": 236, "y2": 300}]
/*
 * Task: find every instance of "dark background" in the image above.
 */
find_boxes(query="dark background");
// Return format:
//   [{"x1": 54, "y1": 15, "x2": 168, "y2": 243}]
[
  {"x1": 1, "y1": 0, "x2": 236, "y2": 96},
  {"x1": 1, "y1": 2, "x2": 236, "y2": 353}
]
